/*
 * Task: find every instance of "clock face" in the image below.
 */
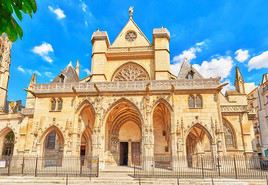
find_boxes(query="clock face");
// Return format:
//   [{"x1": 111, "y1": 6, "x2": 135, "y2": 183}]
[{"x1": 125, "y1": 31, "x2": 137, "y2": 42}]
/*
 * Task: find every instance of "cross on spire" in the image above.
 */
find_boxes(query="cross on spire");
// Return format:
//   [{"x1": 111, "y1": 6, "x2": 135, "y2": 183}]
[{"x1": 129, "y1": 6, "x2": 134, "y2": 19}]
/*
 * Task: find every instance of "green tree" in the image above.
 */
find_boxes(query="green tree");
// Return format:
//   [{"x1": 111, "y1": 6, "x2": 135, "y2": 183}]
[{"x1": 0, "y1": 0, "x2": 37, "y2": 42}]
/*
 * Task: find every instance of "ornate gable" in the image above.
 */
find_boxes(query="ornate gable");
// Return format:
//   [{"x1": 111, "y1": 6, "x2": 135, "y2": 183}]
[{"x1": 111, "y1": 8, "x2": 150, "y2": 48}]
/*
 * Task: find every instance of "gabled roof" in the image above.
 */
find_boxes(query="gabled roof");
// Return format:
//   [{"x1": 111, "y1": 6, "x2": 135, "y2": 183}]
[
  {"x1": 52, "y1": 62, "x2": 79, "y2": 83},
  {"x1": 177, "y1": 60, "x2": 203, "y2": 79},
  {"x1": 111, "y1": 17, "x2": 151, "y2": 47}
]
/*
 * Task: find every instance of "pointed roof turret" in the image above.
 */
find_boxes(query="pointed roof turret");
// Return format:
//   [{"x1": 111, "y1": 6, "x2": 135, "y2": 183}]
[
  {"x1": 177, "y1": 58, "x2": 203, "y2": 79},
  {"x1": 52, "y1": 61, "x2": 79, "y2": 83},
  {"x1": 234, "y1": 66, "x2": 245, "y2": 94},
  {"x1": 28, "y1": 73, "x2": 36, "y2": 89}
]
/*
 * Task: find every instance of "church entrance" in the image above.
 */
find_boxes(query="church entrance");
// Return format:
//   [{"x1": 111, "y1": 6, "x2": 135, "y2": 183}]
[
  {"x1": 186, "y1": 124, "x2": 212, "y2": 168},
  {"x1": 120, "y1": 142, "x2": 128, "y2": 165},
  {"x1": 105, "y1": 99, "x2": 142, "y2": 166}
]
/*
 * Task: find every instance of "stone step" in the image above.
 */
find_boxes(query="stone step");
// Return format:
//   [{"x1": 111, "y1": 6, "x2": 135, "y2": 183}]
[{"x1": 0, "y1": 176, "x2": 266, "y2": 185}]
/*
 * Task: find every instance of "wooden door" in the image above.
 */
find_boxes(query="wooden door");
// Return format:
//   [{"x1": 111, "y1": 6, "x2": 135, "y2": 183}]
[{"x1": 131, "y1": 142, "x2": 140, "y2": 165}]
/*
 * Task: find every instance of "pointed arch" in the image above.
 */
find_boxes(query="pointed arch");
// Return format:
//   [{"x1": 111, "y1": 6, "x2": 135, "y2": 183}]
[
  {"x1": 186, "y1": 123, "x2": 213, "y2": 167},
  {"x1": 195, "y1": 95, "x2": 203, "y2": 108},
  {"x1": 40, "y1": 125, "x2": 64, "y2": 145},
  {"x1": 185, "y1": 123, "x2": 212, "y2": 142},
  {"x1": 152, "y1": 99, "x2": 172, "y2": 163},
  {"x1": 57, "y1": 98, "x2": 63, "y2": 111},
  {"x1": 50, "y1": 98, "x2": 56, "y2": 111},
  {"x1": 151, "y1": 98, "x2": 173, "y2": 113},
  {"x1": 188, "y1": 95, "x2": 195, "y2": 108},
  {"x1": 104, "y1": 97, "x2": 143, "y2": 123},
  {"x1": 104, "y1": 97, "x2": 143, "y2": 166},
  {"x1": 0, "y1": 127, "x2": 15, "y2": 157},
  {"x1": 75, "y1": 99, "x2": 96, "y2": 115},
  {"x1": 111, "y1": 62, "x2": 150, "y2": 81},
  {"x1": 41, "y1": 125, "x2": 64, "y2": 167},
  {"x1": 222, "y1": 119, "x2": 237, "y2": 149}
]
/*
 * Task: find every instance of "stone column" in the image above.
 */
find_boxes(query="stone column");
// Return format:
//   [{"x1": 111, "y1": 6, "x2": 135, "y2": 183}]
[
  {"x1": 142, "y1": 124, "x2": 154, "y2": 171},
  {"x1": 170, "y1": 117, "x2": 178, "y2": 170},
  {"x1": 92, "y1": 112, "x2": 105, "y2": 169},
  {"x1": 128, "y1": 140, "x2": 132, "y2": 166}
]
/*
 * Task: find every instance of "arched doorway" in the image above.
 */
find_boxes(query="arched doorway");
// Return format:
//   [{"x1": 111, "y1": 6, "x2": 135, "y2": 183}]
[
  {"x1": 152, "y1": 101, "x2": 172, "y2": 167},
  {"x1": 186, "y1": 124, "x2": 212, "y2": 167},
  {"x1": 0, "y1": 129, "x2": 15, "y2": 158},
  {"x1": 105, "y1": 99, "x2": 142, "y2": 166},
  {"x1": 42, "y1": 126, "x2": 64, "y2": 167},
  {"x1": 78, "y1": 102, "x2": 95, "y2": 159}
]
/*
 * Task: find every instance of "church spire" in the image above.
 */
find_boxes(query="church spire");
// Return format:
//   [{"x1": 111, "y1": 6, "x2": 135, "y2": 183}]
[
  {"x1": 28, "y1": 73, "x2": 36, "y2": 88},
  {"x1": 235, "y1": 66, "x2": 245, "y2": 94}
]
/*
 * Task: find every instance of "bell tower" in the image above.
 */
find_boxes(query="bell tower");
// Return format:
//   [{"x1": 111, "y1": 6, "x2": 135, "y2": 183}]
[{"x1": 0, "y1": 35, "x2": 12, "y2": 113}]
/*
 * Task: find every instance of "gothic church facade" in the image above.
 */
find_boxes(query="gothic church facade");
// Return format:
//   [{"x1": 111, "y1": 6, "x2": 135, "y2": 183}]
[{"x1": 0, "y1": 9, "x2": 255, "y2": 169}]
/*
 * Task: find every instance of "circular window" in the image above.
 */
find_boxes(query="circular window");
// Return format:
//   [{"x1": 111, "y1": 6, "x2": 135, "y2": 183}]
[{"x1": 125, "y1": 31, "x2": 137, "y2": 42}]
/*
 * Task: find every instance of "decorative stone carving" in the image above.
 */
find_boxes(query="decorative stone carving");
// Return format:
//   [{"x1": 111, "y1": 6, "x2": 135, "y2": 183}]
[
  {"x1": 125, "y1": 31, "x2": 137, "y2": 42},
  {"x1": 221, "y1": 105, "x2": 247, "y2": 113},
  {"x1": 112, "y1": 62, "x2": 149, "y2": 81}
]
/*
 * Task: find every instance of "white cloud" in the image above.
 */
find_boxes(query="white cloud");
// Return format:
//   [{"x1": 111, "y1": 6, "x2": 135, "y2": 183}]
[
  {"x1": 221, "y1": 79, "x2": 235, "y2": 94},
  {"x1": 32, "y1": 42, "x2": 54, "y2": 63},
  {"x1": 244, "y1": 82, "x2": 256, "y2": 94},
  {"x1": 171, "y1": 41, "x2": 206, "y2": 76},
  {"x1": 17, "y1": 65, "x2": 25, "y2": 73},
  {"x1": 172, "y1": 41, "x2": 205, "y2": 63},
  {"x1": 17, "y1": 66, "x2": 41, "y2": 76},
  {"x1": 81, "y1": 2, "x2": 87, "y2": 13},
  {"x1": 44, "y1": 72, "x2": 54, "y2": 79},
  {"x1": 235, "y1": 49, "x2": 250, "y2": 62},
  {"x1": 193, "y1": 56, "x2": 233, "y2": 79},
  {"x1": 48, "y1": 6, "x2": 66, "y2": 20},
  {"x1": 170, "y1": 62, "x2": 183, "y2": 76},
  {"x1": 83, "y1": 69, "x2": 91, "y2": 75},
  {"x1": 248, "y1": 51, "x2": 268, "y2": 71}
]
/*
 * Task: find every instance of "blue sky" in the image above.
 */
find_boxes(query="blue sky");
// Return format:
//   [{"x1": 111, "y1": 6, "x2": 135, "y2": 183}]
[{"x1": 9, "y1": 0, "x2": 268, "y2": 102}]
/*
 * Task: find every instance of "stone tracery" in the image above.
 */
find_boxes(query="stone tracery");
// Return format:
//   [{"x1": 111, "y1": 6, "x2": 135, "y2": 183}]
[{"x1": 112, "y1": 62, "x2": 149, "y2": 81}]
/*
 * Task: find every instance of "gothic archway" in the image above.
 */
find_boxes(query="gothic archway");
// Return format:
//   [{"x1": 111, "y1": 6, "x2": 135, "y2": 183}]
[
  {"x1": 111, "y1": 62, "x2": 150, "y2": 81},
  {"x1": 78, "y1": 101, "x2": 95, "y2": 161},
  {"x1": 186, "y1": 124, "x2": 212, "y2": 167},
  {"x1": 0, "y1": 128, "x2": 15, "y2": 158},
  {"x1": 152, "y1": 100, "x2": 172, "y2": 167},
  {"x1": 105, "y1": 99, "x2": 142, "y2": 166},
  {"x1": 222, "y1": 119, "x2": 236, "y2": 150},
  {"x1": 41, "y1": 126, "x2": 64, "y2": 167}
]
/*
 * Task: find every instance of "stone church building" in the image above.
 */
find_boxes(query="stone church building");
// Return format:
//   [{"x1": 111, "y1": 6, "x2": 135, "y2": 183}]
[{"x1": 0, "y1": 9, "x2": 255, "y2": 169}]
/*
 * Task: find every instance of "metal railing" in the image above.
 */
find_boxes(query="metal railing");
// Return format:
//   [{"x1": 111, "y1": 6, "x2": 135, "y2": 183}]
[
  {"x1": 134, "y1": 155, "x2": 268, "y2": 179},
  {"x1": 0, "y1": 156, "x2": 99, "y2": 177}
]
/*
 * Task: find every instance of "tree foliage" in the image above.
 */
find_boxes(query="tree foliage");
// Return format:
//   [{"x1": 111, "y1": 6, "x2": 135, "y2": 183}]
[{"x1": 0, "y1": 0, "x2": 37, "y2": 42}]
